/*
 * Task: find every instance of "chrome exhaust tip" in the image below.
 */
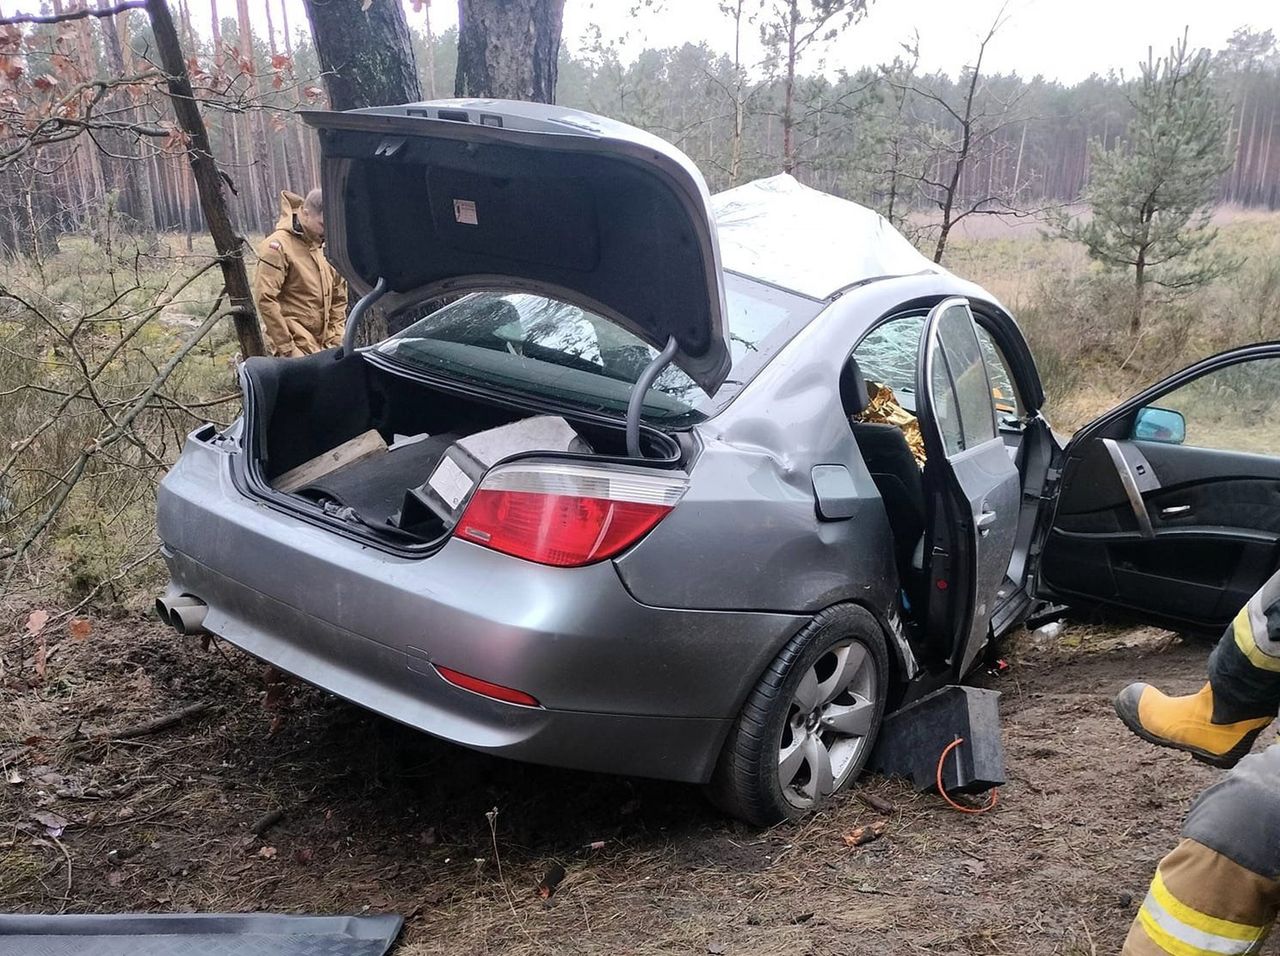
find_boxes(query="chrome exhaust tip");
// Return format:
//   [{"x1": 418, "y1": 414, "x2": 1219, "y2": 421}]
[
  {"x1": 171, "y1": 601, "x2": 208, "y2": 636},
  {"x1": 156, "y1": 594, "x2": 207, "y2": 634}
]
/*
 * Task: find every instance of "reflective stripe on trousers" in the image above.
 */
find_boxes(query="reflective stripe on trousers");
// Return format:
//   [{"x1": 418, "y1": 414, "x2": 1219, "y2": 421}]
[
  {"x1": 1134, "y1": 871, "x2": 1268, "y2": 954},
  {"x1": 1124, "y1": 837, "x2": 1280, "y2": 956}
]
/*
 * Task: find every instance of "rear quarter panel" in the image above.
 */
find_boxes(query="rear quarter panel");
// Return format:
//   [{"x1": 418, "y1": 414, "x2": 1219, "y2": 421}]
[{"x1": 615, "y1": 273, "x2": 1003, "y2": 618}]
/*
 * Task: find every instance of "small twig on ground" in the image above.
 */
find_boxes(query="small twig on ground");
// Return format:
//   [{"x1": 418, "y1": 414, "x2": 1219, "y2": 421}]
[
  {"x1": 55, "y1": 776, "x2": 156, "y2": 801},
  {"x1": 207, "y1": 635, "x2": 254, "y2": 679},
  {"x1": 857, "y1": 791, "x2": 895, "y2": 815},
  {"x1": 105, "y1": 701, "x2": 212, "y2": 741},
  {"x1": 251, "y1": 808, "x2": 285, "y2": 838},
  {"x1": 47, "y1": 834, "x2": 72, "y2": 912}
]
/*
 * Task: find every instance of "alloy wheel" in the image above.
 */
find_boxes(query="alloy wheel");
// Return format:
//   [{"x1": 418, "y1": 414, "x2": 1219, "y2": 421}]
[{"x1": 776, "y1": 639, "x2": 878, "y2": 809}]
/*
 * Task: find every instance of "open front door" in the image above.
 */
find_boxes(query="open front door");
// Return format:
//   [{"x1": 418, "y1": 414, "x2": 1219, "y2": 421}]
[
  {"x1": 1038, "y1": 344, "x2": 1280, "y2": 633},
  {"x1": 916, "y1": 299, "x2": 1022, "y2": 675}
]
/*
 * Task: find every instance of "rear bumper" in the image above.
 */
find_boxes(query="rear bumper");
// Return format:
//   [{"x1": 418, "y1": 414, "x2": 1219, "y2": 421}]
[{"x1": 157, "y1": 431, "x2": 807, "y2": 783}]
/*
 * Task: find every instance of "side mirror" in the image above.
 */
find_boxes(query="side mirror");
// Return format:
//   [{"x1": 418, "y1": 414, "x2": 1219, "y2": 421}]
[{"x1": 1133, "y1": 406, "x2": 1186, "y2": 445}]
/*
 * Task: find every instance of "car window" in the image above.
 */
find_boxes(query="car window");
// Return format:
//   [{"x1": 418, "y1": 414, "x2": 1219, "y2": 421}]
[
  {"x1": 929, "y1": 340, "x2": 964, "y2": 455},
  {"x1": 374, "y1": 273, "x2": 822, "y2": 424},
  {"x1": 936, "y1": 304, "x2": 997, "y2": 450},
  {"x1": 1138, "y1": 357, "x2": 1280, "y2": 457},
  {"x1": 975, "y1": 326, "x2": 1020, "y2": 422},
  {"x1": 853, "y1": 314, "x2": 924, "y2": 399}
]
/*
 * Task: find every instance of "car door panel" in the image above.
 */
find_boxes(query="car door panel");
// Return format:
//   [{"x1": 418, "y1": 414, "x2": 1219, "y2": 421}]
[
  {"x1": 916, "y1": 298, "x2": 1021, "y2": 674},
  {"x1": 1038, "y1": 344, "x2": 1280, "y2": 633},
  {"x1": 949, "y1": 439, "x2": 1022, "y2": 671}
]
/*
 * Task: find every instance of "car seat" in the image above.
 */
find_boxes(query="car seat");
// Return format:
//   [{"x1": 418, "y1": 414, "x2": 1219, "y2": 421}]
[{"x1": 842, "y1": 356, "x2": 927, "y2": 577}]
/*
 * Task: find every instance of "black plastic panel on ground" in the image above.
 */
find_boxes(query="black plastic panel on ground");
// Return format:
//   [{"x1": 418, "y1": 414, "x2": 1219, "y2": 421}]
[{"x1": 0, "y1": 912, "x2": 403, "y2": 956}]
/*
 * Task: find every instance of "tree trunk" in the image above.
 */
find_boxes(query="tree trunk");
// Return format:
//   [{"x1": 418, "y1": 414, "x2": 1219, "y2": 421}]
[
  {"x1": 234, "y1": 0, "x2": 273, "y2": 227},
  {"x1": 455, "y1": 0, "x2": 565, "y2": 103},
  {"x1": 262, "y1": 0, "x2": 292, "y2": 196},
  {"x1": 303, "y1": 0, "x2": 422, "y2": 111},
  {"x1": 423, "y1": 0, "x2": 437, "y2": 98},
  {"x1": 279, "y1": 0, "x2": 311, "y2": 189},
  {"x1": 1133, "y1": 247, "x2": 1147, "y2": 336},
  {"x1": 145, "y1": 0, "x2": 266, "y2": 358},
  {"x1": 210, "y1": 0, "x2": 224, "y2": 71},
  {"x1": 96, "y1": 0, "x2": 155, "y2": 233},
  {"x1": 781, "y1": 0, "x2": 797, "y2": 175}
]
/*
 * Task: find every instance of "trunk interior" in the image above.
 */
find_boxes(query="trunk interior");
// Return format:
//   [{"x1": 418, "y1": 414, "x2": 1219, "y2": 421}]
[{"x1": 240, "y1": 351, "x2": 680, "y2": 547}]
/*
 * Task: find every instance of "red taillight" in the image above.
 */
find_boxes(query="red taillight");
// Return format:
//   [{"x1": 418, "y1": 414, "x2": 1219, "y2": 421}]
[
  {"x1": 434, "y1": 664, "x2": 540, "y2": 707},
  {"x1": 452, "y1": 462, "x2": 687, "y2": 567}
]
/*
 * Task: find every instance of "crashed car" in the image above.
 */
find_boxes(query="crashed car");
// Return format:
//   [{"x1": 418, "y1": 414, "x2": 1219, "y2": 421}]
[{"x1": 156, "y1": 100, "x2": 1280, "y2": 824}]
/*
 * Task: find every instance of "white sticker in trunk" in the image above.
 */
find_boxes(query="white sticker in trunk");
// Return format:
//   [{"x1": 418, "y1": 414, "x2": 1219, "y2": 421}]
[
  {"x1": 429, "y1": 455, "x2": 475, "y2": 510},
  {"x1": 453, "y1": 199, "x2": 478, "y2": 226}
]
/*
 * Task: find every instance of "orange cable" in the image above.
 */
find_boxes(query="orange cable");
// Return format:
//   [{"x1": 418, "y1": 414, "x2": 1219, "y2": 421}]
[{"x1": 935, "y1": 736, "x2": 998, "y2": 814}]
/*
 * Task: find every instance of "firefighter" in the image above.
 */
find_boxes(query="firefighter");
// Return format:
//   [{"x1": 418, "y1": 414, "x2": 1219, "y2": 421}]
[
  {"x1": 1117, "y1": 567, "x2": 1280, "y2": 954},
  {"x1": 253, "y1": 189, "x2": 348, "y2": 357}
]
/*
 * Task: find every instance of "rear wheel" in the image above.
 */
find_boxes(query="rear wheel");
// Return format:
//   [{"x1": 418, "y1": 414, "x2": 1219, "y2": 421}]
[{"x1": 708, "y1": 605, "x2": 889, "y2": 825}]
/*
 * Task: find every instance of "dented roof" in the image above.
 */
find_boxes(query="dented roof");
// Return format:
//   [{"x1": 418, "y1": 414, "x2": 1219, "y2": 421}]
[{"x1": 712, "y1": 174, "x2": 944, "y2": 300}]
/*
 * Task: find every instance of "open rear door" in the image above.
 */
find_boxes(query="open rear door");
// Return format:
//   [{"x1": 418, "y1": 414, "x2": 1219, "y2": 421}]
[
  {"x1": 1037, "y1": 343, "x2": 1280, "y2": 633},
  {"x1": 915, "y1": 299, "x2": 1022, "y2": 676}
]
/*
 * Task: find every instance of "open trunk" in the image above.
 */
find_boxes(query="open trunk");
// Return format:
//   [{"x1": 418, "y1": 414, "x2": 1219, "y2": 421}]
[{"x1": 240, "y1": 351, "x2": 683, "y2": 551}]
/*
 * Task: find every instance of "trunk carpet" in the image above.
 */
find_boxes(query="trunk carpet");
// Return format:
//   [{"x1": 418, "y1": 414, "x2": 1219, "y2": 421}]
[
  {"x1": 0, "y1": 913, "x2": 402, "y2": 956},
  {"x1": 296, "y1": 432, "x2": 459, "y2": 528}
]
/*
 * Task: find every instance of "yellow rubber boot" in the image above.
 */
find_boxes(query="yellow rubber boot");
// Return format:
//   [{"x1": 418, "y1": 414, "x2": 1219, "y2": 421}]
[{"x1": 1114, "y1": 682, "x2": 1274, "y2": 769}]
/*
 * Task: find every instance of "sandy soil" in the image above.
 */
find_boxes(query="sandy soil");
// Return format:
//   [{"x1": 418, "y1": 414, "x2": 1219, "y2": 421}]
[{"x1": 0, "y1": 614, "x2": 1261, "y2": 955}]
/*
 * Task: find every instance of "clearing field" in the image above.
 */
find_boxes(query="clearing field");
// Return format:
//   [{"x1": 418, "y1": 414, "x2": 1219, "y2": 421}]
[{"x1": 0, "y1": 615, "x2": 1250, "y2": 955}]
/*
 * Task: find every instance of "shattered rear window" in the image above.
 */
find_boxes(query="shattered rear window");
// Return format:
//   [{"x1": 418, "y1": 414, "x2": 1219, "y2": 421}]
[{"x1": 373, "y1": 273, "x2": 821, "y2": 423}]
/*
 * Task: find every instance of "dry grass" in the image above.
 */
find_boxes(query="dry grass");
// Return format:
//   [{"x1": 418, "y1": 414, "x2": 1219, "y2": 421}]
[
  {"x1": 946, "y1": 212, "x2": 1280, "y2": 433},
  {"x1": 0, "y1": 614, "x2": 1237, "y2": 954}
]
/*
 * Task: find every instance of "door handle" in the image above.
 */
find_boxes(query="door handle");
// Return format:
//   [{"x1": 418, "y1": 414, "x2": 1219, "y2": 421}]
[
  {"x1": 1160, "y1": 505, "x2": 1192, "y2": 517},
  {"x1": 977, "y1": 509, "x2": 998, "y2": 531}
]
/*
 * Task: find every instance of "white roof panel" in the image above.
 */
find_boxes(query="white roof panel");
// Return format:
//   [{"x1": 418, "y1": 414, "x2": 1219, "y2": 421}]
[{"x1": 711, "y1": 174, "x2": 943, "y2": 299}]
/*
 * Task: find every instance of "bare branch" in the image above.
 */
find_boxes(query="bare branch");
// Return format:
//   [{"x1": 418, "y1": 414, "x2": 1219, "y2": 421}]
[{"x1": 0, "y1": 1, "x2": 144, "y2": 26}]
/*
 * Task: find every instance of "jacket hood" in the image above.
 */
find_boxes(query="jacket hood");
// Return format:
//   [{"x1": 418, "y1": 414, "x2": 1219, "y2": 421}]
[{"x1": 274, "y1": 190, "x2": 304, "y2": 233}]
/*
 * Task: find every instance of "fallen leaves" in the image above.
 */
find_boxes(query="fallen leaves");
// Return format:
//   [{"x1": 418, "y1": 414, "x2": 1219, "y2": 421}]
[
  {"x1": 842, "y1": 818, "x2": 889, "y2": 847},
  {"x1": 257, "y1": 846, "x2": 277, "y2": 860},
  {"x1": 69, "y1": 618, "x2": 92, "y2": 640},
  {"x1": 25, "y1": 609, "x2": 49, "y2": 636},
  {"x1": 32, "y1": 810, "x2": 68, "y2": 838}
]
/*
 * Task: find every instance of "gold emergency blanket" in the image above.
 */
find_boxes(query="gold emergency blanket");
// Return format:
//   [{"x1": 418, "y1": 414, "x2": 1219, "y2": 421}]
[{"x1": 857, "y1": 383, "x2": 926, "y2": 467}]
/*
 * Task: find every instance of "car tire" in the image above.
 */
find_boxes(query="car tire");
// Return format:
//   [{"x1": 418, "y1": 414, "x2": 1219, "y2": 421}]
[{"x1": 707, "y1": 604, "x2": 889, "y2": 826}]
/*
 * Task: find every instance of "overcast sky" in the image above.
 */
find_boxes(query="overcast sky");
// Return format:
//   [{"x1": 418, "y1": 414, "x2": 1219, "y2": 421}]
[
  {"x1": 549, "y1": 0, "x2": 1280, "y2": 83},
  {"x1": 13, "y1": 0, "x2": 1280, "y2": 84}
]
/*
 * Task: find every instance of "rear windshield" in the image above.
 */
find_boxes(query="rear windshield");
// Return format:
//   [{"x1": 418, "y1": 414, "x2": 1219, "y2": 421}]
[{"x1": 370, "y1": 273, "x2": 822, "y2": 424}]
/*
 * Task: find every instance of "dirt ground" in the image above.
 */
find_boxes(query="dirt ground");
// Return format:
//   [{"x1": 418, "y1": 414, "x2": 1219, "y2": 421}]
[{"x1": 0, "y1": 614, "x2": 1263, "y2": 955}]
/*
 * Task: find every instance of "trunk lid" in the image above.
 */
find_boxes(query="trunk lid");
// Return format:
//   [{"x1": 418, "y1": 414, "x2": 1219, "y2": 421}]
[{"x1": 301, "y1": 100, "x2": 732, "y2": 395}]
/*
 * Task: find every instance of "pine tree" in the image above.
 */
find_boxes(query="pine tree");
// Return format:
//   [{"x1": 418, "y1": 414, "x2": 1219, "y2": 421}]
[{"x1": 1056, "y1": 33, "x2": 1233, "y2": 334}]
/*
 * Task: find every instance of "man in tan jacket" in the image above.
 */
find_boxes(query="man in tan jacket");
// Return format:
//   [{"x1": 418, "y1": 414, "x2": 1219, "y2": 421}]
[{"x1": 253, "y1": 189, "x2": 348, "y2": 357}]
